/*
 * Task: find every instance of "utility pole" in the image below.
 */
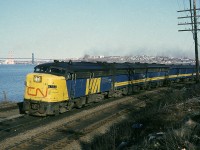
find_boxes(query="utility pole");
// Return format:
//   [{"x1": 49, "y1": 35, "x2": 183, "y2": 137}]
[
  {"x1": 178, "y1": 0, "x2": 200, "y2": 83},
  {"x1": 193, "y1": 0, "x2": 199, "y2": 83}
]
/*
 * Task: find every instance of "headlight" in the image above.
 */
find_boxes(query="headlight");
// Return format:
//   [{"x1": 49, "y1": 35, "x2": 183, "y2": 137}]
[{"x1": 33, "y1": 75, "x2": 42, "y2": 83}]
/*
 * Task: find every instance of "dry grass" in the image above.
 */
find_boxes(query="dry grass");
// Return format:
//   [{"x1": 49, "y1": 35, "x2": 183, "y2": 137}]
[{"x1": 81, "y1": 84, "x2": 200, "y2": 150}]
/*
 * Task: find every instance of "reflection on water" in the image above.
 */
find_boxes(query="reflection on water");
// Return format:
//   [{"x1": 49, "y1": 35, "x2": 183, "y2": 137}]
[{"x1": 0, "y1": 64, "x2": 35, "y2": 102}]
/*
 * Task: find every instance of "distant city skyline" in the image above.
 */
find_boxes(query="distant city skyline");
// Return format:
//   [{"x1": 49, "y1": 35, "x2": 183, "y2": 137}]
[
  {"x1": 0, "y1": 54, "x2": 196, "y2": 65},
  {"x1": 0, "y1": 0, "x2": 199, "y2": 59}
]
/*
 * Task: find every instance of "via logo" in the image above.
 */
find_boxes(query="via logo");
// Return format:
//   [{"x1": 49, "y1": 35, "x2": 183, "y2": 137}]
[{"x1": 34, "y1": 75, "x2": 42, "y2": 83}]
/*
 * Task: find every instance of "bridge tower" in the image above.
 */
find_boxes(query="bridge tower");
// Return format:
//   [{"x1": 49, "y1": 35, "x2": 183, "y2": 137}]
[
  {"x1": 32, "y1": 53, "x2": 34, "y2": 64},
  {"x1": 5, "y1": 51, "x2": 14, "y2": 64}
]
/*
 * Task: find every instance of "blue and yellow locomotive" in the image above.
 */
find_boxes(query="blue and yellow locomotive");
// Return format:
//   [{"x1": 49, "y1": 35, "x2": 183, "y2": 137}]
[{"x1": 23, "y1": 60, "x2": 195, "y2": 116}]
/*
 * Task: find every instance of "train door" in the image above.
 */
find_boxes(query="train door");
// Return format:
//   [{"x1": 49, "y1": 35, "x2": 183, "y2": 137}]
[{"x1": 67, "y1": 73, "x2": 76, "y2": 99}]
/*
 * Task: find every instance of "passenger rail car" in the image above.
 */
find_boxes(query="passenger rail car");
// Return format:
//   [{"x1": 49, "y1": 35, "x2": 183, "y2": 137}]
[{"x1": 23, "y1": 61, "x2": 195, "y2": 116}]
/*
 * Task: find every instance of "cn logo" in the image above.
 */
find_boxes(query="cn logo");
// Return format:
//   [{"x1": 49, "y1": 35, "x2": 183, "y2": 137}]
[{"x1": 27, "y1": 87, "x2": 48, "y2": 97}]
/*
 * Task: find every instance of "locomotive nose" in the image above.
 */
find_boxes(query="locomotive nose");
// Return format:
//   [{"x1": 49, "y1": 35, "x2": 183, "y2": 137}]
[
  {"x1": 24, "y1": 73, "x2": 69, "y2": 102},
  {"x1": 23, "y1": 73, "x2": 69, "y2": 115}
]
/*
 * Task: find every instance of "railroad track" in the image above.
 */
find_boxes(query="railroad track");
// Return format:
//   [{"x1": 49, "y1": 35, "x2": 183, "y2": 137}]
[
  {"x1": 0, "y1": 96, "x2": 143, "y2": 149},
  {"x1": 0, "y1": 82, "x2": 195, "y2": 149},
  {"x1": 0, "y1": 101, "x2": 24, "y2": 123},
  {"x1": 0, "y1": 96, "x2": 126, "y2": 142},
  {"x1": 44, "y1": 106, "x2": 135, "y2": 150},
  {"x1": 0, "y1": 114, "x2": 49, "y2": 142}
]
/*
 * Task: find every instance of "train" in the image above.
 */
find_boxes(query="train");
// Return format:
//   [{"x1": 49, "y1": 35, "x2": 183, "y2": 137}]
[{"x1": 23, "y1": 60, "x2": 196, "y2": 116}]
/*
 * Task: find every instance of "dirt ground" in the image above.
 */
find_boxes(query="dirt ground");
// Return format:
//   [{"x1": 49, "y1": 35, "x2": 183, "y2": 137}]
[{"x1": 82, "y1": 83, "x2": 200, "y2": 150}]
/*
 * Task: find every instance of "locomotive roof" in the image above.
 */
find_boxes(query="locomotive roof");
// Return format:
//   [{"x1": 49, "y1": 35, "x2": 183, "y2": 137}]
[{"x1": 35, "y1": 60, "x2": 169, "y2": 72}]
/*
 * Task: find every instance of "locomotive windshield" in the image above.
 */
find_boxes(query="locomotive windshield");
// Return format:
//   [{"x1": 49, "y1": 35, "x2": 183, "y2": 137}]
[{"x1": 34, "y1": 66, "x2": 66, "y2": 76}]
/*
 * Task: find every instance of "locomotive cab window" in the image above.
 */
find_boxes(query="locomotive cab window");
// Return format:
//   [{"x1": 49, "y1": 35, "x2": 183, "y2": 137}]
[
  {"x1": 34, "y1": 65, "x2": 66, "y2": 76},
  {"x1": 49, "y1": 67, "x2": 66, "y2": 75},
  {"x1": 34, "y1": 66, "x2": 48, "y2": 73}
]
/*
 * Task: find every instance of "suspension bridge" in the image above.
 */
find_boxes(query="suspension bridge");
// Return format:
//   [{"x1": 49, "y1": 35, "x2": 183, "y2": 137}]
[{"x1": 0, "y1": 53, "x2": 55, "y2": 64}]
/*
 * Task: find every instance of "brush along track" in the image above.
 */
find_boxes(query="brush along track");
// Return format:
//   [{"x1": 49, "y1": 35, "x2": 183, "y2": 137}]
[
  {"x1": 0, "y1": 96, "x2": 145, "y2": 150},
  {"x1": 0, "y1": 102, "x2": 23, "y2": 122},
  {"x1": 0, "y1": 101, "x2": 18, "y2": 111}
]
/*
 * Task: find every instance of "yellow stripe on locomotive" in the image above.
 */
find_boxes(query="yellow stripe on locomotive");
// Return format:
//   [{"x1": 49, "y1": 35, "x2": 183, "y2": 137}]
[{"x1": 85, "y1": 78, "x2": 101, "y2": 95}]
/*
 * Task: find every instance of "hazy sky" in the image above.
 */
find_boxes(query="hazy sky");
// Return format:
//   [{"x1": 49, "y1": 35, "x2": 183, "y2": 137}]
[{"x1": 0, "y1": 0, "x2": 199, "y2": 59}]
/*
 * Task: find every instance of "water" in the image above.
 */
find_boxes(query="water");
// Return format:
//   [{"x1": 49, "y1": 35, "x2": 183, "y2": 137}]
[{"x1": 0, "y1": 64, "x2": 35, "y2": 102}]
